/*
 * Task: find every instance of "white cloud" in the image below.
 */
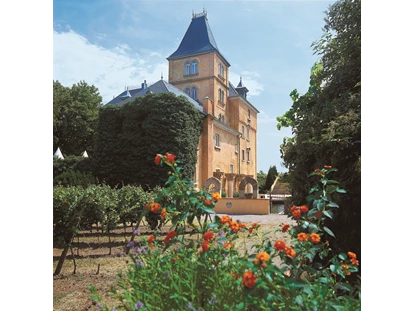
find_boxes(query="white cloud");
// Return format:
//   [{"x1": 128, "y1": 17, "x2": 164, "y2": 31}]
[
  {"x1": 229, "y1": 71, "x2": 264, "y2": 97},
  {"x1": 53, "y1": 29, "x2": 168, "y2": 104}
]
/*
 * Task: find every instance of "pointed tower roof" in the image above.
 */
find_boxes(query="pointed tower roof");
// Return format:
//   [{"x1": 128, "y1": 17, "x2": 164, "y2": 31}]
[
  {"x1": 82, "y1": 150, "x2": 89, "y2": 158},
  {"x1": 235, "y1": 77, "x2": 249, "y2": 99},
  {"x1": 54, "y1": 147, "x2": 64, "y2": 159},
  {"x1": 167, "y1": 11, "x2": 230, "y2": 66}
]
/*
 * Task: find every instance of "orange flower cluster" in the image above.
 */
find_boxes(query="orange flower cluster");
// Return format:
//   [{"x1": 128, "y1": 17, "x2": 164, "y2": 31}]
[
  {"x1": 242, "y1": 271, "x2": 256, "y2": 288},
  {"x1": 200, "y1": 231, "x2": 215, "y2": 252},
  {"x1": 309, "y1": 233, "x2": 321, "y2": 244},
  {"x1": 341, "y1": 264, "x2": 351, "y2": 276},
  {"x1": 154, "y1": 153, "x2": 176, "y2": 165},
  {"x1": 219, "y1": 215, "x2": 247, "y2": 233},
  {"x1": 274, "y1": 240, "x2": 296, "y2": 259},
  {"x1": 212, "y1": 192, "x2": 221, "y2": 202},
  {"x1": 347, "y1": 251, "x2": 359, "y2": 266},
  {"x1": 290, "y1": 205, "x2": 308, "y2": 219},
  {"x1": 148, "y1": 235, "x2": 155, "y2": 248},
  {"x1": 164, "y1": 230, "x2": 176, "y2": 244},
  {"x1": 204, "y1": 199, "x2": 211, "y2": 206},
  {"x1": 248, "y1": 222, "x2": 259, "y2": 234},
  {"x1": 281, "y1": 223, "x2": 290, "y2": 233},
  {"x1": 150, "y1": 203, "x2": 161, "y2": 213},
  {"x1": 223, "y1": 242, "x2": 233, "y2": 249},
  {"x1": 253, "y1": 252, "x2": 270, "y2": 268},
  {"x1": 297, "y1": 232, "x2": 308, "y2": 242}
]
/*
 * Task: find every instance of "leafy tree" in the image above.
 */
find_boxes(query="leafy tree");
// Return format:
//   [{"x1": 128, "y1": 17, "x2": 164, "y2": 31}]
[
  {"x1": 53, "y1": 80, "x2": 103, "y2": 156},
  {"x1": 256, "y1": 170, "x2": 267, "y2": 193},
  {"x1": 93, "y1": 93, "x2": 204, "y2": 189},
  {"x1": 264, "y1": 165, "x2": 278, "y2": 192},
  {"x1": 277, "y1": 0, "x2": 361, "y2": 258}
]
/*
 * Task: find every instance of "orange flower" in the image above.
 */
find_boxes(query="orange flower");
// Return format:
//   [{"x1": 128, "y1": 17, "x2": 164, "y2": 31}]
[
  {"x1": 203, "y1": 231, "x2": 214, "y2": 241},
  {"x1": 282, "y1": 224, "x2": 290, "y2": 233},
  {"x1": 314, "y1": 168, "x2": 320, "y2": 172},
  {"x1": 290, "y1": 205, "x2": 298, "y2": 213},
  {"x1": 154, "y1": 154, "x2": 162, "y2": 165},
  {"x1": 201, "y1": 240, "x2": 209, "y2": 252},
  {"x1": 212, "y1": 192, "x2": 221, "y2": 202},
  {"x1": 255, "y1": 252, "x2": 270, "y2": 263},
  {"x1": 148, "y1": 235, "x2": 155, "y2": 248},
  {"x1": 230, "y1": 221, "x2": 240, "y2": 232},
  {"x1": 274, "y1": 240, "x2": 286, "y2": 251},
  {"x1": 204, "y1": 199, "x2": 211, "y2": 206},
  {"x1": 347, "y1": 251, "x2": 357, "y2": 259},
  {"x1": 150, "y1": 202, "x2": 161, "y2": 213},
  {"x1": 220, "y1": 215, "x2": 232, "y2": 225},
  {"x1": 242, "y1": 271, "x2": 256, "y2": 288},
  {"x1": 249, "y1": 222, "x2": 259, "y2": 233},
  {"x1": 350, "y1": 258, "x2": 359, "y2": 266},
  {"x1": 165, "y1": 153, "x2": 176, "y2": 163},
  {"x1": 239, "y1": 223, "x2": 247, "y2": 229},
  {"x1": 292, "y1": 210, "x2": 301, "y2": 219},
  {"x1": 324, "y1": 165, "x2": 332, "y2": 169},
  {"x1": 341, "y1": 264, "x2": 351, "y2": 275},
  {"x1": 161, "y1": 208, "x2": 167, "y2": 219},
  {"x1": 297, "y1": 232, "x2": 308, "y2": 242},
  {"x1": 164, "y1": 230, "x2": 176, "y2": 243},
  {"x1": 309, "y1": 233, "x2": 321, "y2": 244},
  {"x1": 299, "y1": 205, "x2": 309, "y2": 213},
  {"x1": 285, "y1": 247, "x2": 296, "y2": 259},
  {"x1": 223, "y1": 242, "x2": 233, "y2": 249}
]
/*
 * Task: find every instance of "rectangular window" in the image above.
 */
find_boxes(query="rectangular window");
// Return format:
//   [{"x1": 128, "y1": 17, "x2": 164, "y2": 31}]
[
  {"x1": 185, "y1": 63, "x2": 190, "y2": 75},
  {"x1": 214, "y1": 134, "x2": 220, "y2": 147},
  {"x1": 242, "y1": 149, "x2": 245, "y2": 161},
  {"x1": 241, "y1": 126, "x2": 245, "y2": 138},
  {"x1": 247, "y1": 128, "x2": 250, "y2": 140},
  {"x1": 230, "y1": 164, "x2": 233, "y2": 173},
  {"x1": 247, "y1": 149, "x2": 250, "y2": 162},
  {"x1": 248, "y1": 109, "x2": 251, "y2": 121}
]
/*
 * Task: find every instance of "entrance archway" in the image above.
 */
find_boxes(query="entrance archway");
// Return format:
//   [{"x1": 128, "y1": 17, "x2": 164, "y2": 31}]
[
  {"x1": 204, "y1": 177, "x2": 222, "y2": 194},
  {"x1": 238, "y1": 176, "x2": 258, "y2": 199}
]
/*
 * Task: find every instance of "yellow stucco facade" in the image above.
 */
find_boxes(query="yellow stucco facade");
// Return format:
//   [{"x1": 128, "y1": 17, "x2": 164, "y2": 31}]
[{"x1": 167, "y1": 12, "x2": 260, "y2": 197}]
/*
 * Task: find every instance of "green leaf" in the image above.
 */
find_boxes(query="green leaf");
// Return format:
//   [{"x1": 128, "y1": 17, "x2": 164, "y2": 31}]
[
  {"x1": 327, "y1": 202, "x2": 339, "y2": 208},
  {"x1": 323, "y1": 226, "x2": 336, "y2": 237},
  {"x1": 338, "y1": 253, "x2": 347, "y2": 260},
  {"x1": 336, "y1": 188, "x2": 346, "y2": 193},
  {"x1": 323, "y1": 210, "x2": 333, "y2": 219},
  {"x1": 308, "y1": 223, "x2": 319, "y2": 233},
  {"x1": 295, "y1": 295, "x2": 304, "y2": 307}
]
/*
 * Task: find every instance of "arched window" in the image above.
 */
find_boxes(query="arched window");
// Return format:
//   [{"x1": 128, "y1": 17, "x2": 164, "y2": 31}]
[
  {"x1": 218, "y1": 63, "x2": 224, "y2": 77},
  {"x1": 185, "y1": 62, "x2": 191, "y2": 75},
  {"x1": 192, "y1": 60, "x2": 198, "y2": 74},
  {"x1": 185, "y1": 88, "x2": 191, "y2": 96},
  {"x1": 191, "y1": 87, "x2": 198, "y2": 99}
]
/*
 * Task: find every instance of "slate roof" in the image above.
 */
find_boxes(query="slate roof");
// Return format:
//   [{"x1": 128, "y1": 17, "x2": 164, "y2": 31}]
[
  {"x1": 167, "y1": 14, "x2": 230, "y2": 66},
  {"x1": 106, "y1": 87, "x2": 143, "y2": 106},
  {"x1": 228, "y1": 81, "x2": 240, "y2": 97},
  {"x1": 105, "y1": 80, "x2": 203, "y2": 112}
]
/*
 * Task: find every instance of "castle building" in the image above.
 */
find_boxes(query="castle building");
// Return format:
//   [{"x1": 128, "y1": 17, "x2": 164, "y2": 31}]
[{"x1": 107, "y1": 10, "x2": 260, "y2": 198}]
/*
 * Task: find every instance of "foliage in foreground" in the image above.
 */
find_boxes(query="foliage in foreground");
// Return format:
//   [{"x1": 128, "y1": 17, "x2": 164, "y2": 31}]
[{"x1": 89, "y1": 155, "x2": 361, "y2": 310}]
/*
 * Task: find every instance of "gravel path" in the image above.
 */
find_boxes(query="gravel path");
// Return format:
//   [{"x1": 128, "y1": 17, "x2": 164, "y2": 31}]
[{"x1": 216, "y1": 213, "x2": 295, "y2": 225}]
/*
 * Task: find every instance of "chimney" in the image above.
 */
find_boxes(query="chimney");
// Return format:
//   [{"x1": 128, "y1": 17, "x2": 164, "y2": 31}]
[{"x1": 141, "y1": 80, "x2": 147, "y2": 89}]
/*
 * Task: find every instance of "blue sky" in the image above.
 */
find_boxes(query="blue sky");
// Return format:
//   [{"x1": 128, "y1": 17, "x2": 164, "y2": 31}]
[{"x1": 53, "y1": 0, "x2": 336, "y2": 173}]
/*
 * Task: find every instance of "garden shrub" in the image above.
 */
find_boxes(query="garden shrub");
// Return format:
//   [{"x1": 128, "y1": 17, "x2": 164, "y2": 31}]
[
  {"x1": 53, "y1": 155, "x2": 96, "y2": 187},
  {"x1": 89, "y1": 154, "x2": 361, "y2": 310}
]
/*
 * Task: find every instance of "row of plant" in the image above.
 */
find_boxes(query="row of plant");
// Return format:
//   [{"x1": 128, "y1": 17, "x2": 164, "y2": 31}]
[{"x1": 89, "y1": 153, "x2": 361, "y2": 310}]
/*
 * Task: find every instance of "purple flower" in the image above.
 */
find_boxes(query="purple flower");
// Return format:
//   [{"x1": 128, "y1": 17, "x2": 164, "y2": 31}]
[
  {"x1": 96, "y1": 302, "x2": 102, "y2": 309},
  {"x1": 217, "y1": 230, "x2": 224, "y2": 237},
  {"x1": 136, "y1": 260, "x2": 144, "y2": 268},
  {"x1": 112, "y1": 308, "x2": 117, "y2": 311},
  {"x1": 185, "y1": 302, "x2": 193, "y2": 310},
  {"x1": 133, "y1": 229, "x2": 140, "y2": 235},
  {"x1": 208, "y1": 295, "x2": 218, "y2": 305},
  {"x1": 163, "y1": 271, "x2": 170, "y2": 278},
  {"x1": 135, "y1": 301, "x2": 144, "y2": 309},
  {"x1": 127, "y1": 241, "x2": 134, "y2": 248}
]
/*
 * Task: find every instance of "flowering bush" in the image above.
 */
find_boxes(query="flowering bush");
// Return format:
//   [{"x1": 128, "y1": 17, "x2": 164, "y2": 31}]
[{"x1": 89, "y1": 155, "x2": 360, "y2": 310}]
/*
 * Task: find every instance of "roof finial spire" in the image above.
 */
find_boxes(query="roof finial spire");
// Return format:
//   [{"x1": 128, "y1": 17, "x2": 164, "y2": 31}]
[{"x1": 161, "y1": 72, "x2": 163, "y2": 80}]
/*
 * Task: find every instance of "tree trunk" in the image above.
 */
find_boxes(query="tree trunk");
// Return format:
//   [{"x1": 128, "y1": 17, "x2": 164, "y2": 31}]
[
  {"x1": 69, "y1": 245, "x2": 77, "y2": 274},
  {"x1": 54, "y1": 245, "x2": 70, "y2": 276}
]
